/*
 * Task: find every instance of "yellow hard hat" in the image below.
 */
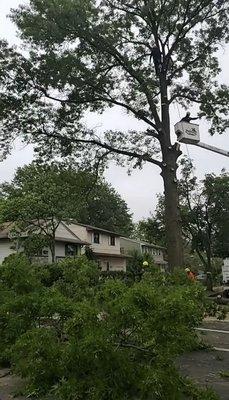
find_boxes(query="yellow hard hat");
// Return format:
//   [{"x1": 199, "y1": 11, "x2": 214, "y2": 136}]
[
  {"x1": 143, "y1": 261, "x2": 149, "y2": 267},
  {"x1": 185, "y1": 268, "x2": 190, "y2": 272}
]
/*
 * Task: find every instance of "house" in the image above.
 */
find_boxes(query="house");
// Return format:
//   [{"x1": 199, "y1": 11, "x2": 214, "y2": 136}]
[
  {"x1": 0, "y1": 221, "x2": 128, "y2": 272},
  {"x1": 67, "y1": 222, "x2": 128, "y2": 272},
  {"x1": 120, "y1": 237, "x2": 168, "y2": 271}
]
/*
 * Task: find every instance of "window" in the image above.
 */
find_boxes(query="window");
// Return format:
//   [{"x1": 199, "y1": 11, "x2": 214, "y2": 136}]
[
  {"x1": 120, "y1": 247, "x2": 125, "y2": 254},
  {"x1": 109, "y1": 235, "x2": 115, "y2": 246},
  {"x1": 93, "y1": 232, "x2": 100, "y2": 244},
  {"x1": 106, "y1": 262, "x2": 110, "y2": 271},
  {"x1": 65, "y1": 244, "x2": 78, "y2": 257}
]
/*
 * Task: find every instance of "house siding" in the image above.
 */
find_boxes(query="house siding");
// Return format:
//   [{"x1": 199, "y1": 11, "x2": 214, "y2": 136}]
[
  {"x1": 90, "y1": 233, "x2": 121, "y2": 255},
  {"x1": 98, "y1": 256, "x2": 126, "y2": 272},
  {"x1": 68, "y1": 224, "x2": 121, "y2": 256},
  {"x1": 56, "y1": 223, "x2": 80, "y2": 241},
  {"x1": 0, "y1": 222, "x2": 127, "y2": 272},
  {"x1": 55, "y1": 241, "x2": 82, "y2": 260},
  {"x1": 68, "y1": 224, "x2": 88, "y2": 242},
  {"x1": 120, "y1": 238, "x2": 141, "y2": 254},
  {"x1": 120, "y1": 237, "x2": 167, "y2": 270}
]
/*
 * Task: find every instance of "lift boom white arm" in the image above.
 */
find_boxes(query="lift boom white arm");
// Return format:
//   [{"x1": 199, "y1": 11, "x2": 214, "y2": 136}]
[{"x1": 174, "y1": 121, "x2": 229, "y2": 158}]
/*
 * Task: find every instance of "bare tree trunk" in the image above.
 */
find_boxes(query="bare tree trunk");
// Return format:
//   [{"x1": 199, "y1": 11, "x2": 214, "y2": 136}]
[
  {"x1": 159, "y1": 76, "x2": 184, "y2": 270},
  {"x1": 206, "y1": 248, "x2": 212, "y2": 273},
  {"x1": 50, "y1": 239, "x2": 55, "y2": 263},
  {"x1": 161, "y1": 154, "x2": 184, "y2": 270}
]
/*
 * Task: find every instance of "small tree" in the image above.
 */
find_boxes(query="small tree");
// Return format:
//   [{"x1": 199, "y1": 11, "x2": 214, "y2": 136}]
[
  {"x1": 20, "y1": 234, "x2": 51, "y2": 261},
  {"x1": 0, "y1": 1, "x2": 228, "y2": 268},
  {"x1": 0, "y1": 163, "x2": 82, "y2": 262},
  {"x1": 0, "y1": 163, "x2": 133, "y2": 261}
]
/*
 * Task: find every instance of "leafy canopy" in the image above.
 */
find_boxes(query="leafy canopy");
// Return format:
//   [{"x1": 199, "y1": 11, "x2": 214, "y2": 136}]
[
  {"x1": 137, "y1": 159, "x2": 229, "y2": 268},
  {"x1": 0, "y1": 0, "x2": 228, "y2": 166},
  {"x1": 0, "y1": 163, "x2": 133, "y2": 236},
  {"x1": 179, "y1": 159, "x2": 229, "y2": 262},
  {"x1": 0, "y1": 253, "x2": 219, "y2": 399}
]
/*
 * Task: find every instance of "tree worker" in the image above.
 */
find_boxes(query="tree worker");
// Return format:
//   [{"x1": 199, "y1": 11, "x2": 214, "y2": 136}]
[
  {"x1": 180, "y1": 112, "x2": 199, "y2": 123},
  {"x1": 150, "y1": 45, "x2": 162, "y2": 76},
  {"x1": 185, "y1": 267, "x2": 196, "y2": 282}
]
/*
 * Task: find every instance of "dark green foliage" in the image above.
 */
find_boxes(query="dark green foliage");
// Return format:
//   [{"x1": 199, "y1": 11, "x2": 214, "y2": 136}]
[
  {"x1": 182, "y1": 379, "x2": 219, "y2": 400},
  {"x1": 0, "y1": 163, "x2": 133, "y2": 238},
  {"x1": 178, "y1": 159, "x2": 229, "y2": 268},
  {"x1": 22, "y1": 234, "x2": 51, "y2": 259},
  {"x1": 0, "y1": 0, "x2": 227, "y2": 155},
  {"x1": 0, "y1": 0, "x2": 228, "y2": 269},
  {"x1": 0, "y1": 254, "x2": 42, "y2": 364},
  {"x1": 0, "y1": 253, "x2": 217, "y2": 399},
  {"x1": 13, "y1": 328, "x2": 63, "y2": 393},
  {"x1": 126, "y1": 250, "x2": 155, "y2": 281},
  {"x1": 137, "y1": 159, "x2": 229, "y2": 271},
  {"x1": 135, "y1": 195, "x2": 166, "y2": 247}
]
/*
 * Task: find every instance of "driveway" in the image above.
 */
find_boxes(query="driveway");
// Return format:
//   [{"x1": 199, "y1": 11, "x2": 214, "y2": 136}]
[{"x1": 178, "y1": 319, "x2": 229, "y2": 399}]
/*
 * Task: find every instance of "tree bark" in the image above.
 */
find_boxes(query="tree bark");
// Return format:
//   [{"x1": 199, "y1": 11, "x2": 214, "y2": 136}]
[
  {"x1": 159, "y1": 75, "x2": 184, "y2": 270},
  {"x1": 161, "y1": 154, "x2": 184, "y2": 270},
  {"x1": 50, "y1": 239, "x2": 56, "y2": 263}
]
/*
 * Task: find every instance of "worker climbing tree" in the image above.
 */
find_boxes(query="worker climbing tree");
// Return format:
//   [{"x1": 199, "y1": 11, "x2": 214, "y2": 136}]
[{"x1": 150, "y1": 45, "x2": 162, "y2": 76}]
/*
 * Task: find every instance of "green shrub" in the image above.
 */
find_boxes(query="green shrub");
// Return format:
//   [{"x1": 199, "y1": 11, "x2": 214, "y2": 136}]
[
  {"x1": 0, "y1": 254, "x2": 42, "y2": 364},
  {"x1": 12, "y1": 328, "x2": 63, "y2": 394}
]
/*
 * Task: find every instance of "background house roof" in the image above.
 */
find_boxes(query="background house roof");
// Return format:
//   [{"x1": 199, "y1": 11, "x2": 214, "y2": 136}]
[
  {"x1": 95, "y1": 252, "x2": 132, "y2": 259},
  {"x1": 68, "y1": 221, "x2": 122, "y2": 237},
  {"x1": 120, "y1": 236, "x2": 165, "y2": 250},
  {"x1": 55, "y1": 237, "x2": 89, "y2": 245},
  {"x1": 0, "y1": 221, "x2": 89, "y2": 246},
  {"x1": 60, "y1": 221, "x2": 90, "y2": 245}
]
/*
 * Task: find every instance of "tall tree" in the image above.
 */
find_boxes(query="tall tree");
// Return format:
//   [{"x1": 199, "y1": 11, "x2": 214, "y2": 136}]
[
  {"x1": 0, "y1": 1, "x2": 228, "y2": 268},
  {"x1": 138, "y1": 159, "x2": 229, "y2": 271},
  {"x1": 179, "y1": 159, "x2": 229, "y2": 271},
  {"x1": 0, "y1": 163, "x2": 133, "y2": 260},
  {"x1": 203, "y1": 172, "x2": 229, "y2": 259}
]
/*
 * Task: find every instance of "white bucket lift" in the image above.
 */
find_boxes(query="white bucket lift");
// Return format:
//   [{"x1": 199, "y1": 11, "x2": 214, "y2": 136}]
[
  {"x1": 175, "y1": 121, "x2": 229, "y2": 157},
  {"x1": 174, "y1": 122, "x2": 200, "y2": 144}
]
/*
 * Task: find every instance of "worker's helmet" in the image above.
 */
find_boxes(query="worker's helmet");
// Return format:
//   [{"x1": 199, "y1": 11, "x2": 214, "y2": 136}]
[
  {"x1": 185, "y1": 268, "x2": 190, "y2": 272},
  {"x1": 143, "y1": 261, "x2": 149, "y2": 267}
]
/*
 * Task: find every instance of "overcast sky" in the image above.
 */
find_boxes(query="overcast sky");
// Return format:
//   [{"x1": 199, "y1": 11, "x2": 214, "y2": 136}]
[{"x1": 0, "y1": 0, "x2": 229, "y2": 221}]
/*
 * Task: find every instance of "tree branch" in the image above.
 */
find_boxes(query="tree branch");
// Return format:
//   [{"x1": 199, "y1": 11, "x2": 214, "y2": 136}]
[
  {"x1": 169, "y1": 56, "x2": 202, "y2": 79},
  {"x1": 41, "y1": 131, "x2": 162, "y2": 168},
  {"x1": 169, "y1": 94, "x2": 202, "y2": 105},
  {"x1": 166, "y1": 0, "x2": 214, "y2": 58},
  {"x1": 36, "y1": 86, "x2": 160, "y2": 135},
  {"x1": 87, "y1": 35, "x2": 161, "y2": 127}
]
